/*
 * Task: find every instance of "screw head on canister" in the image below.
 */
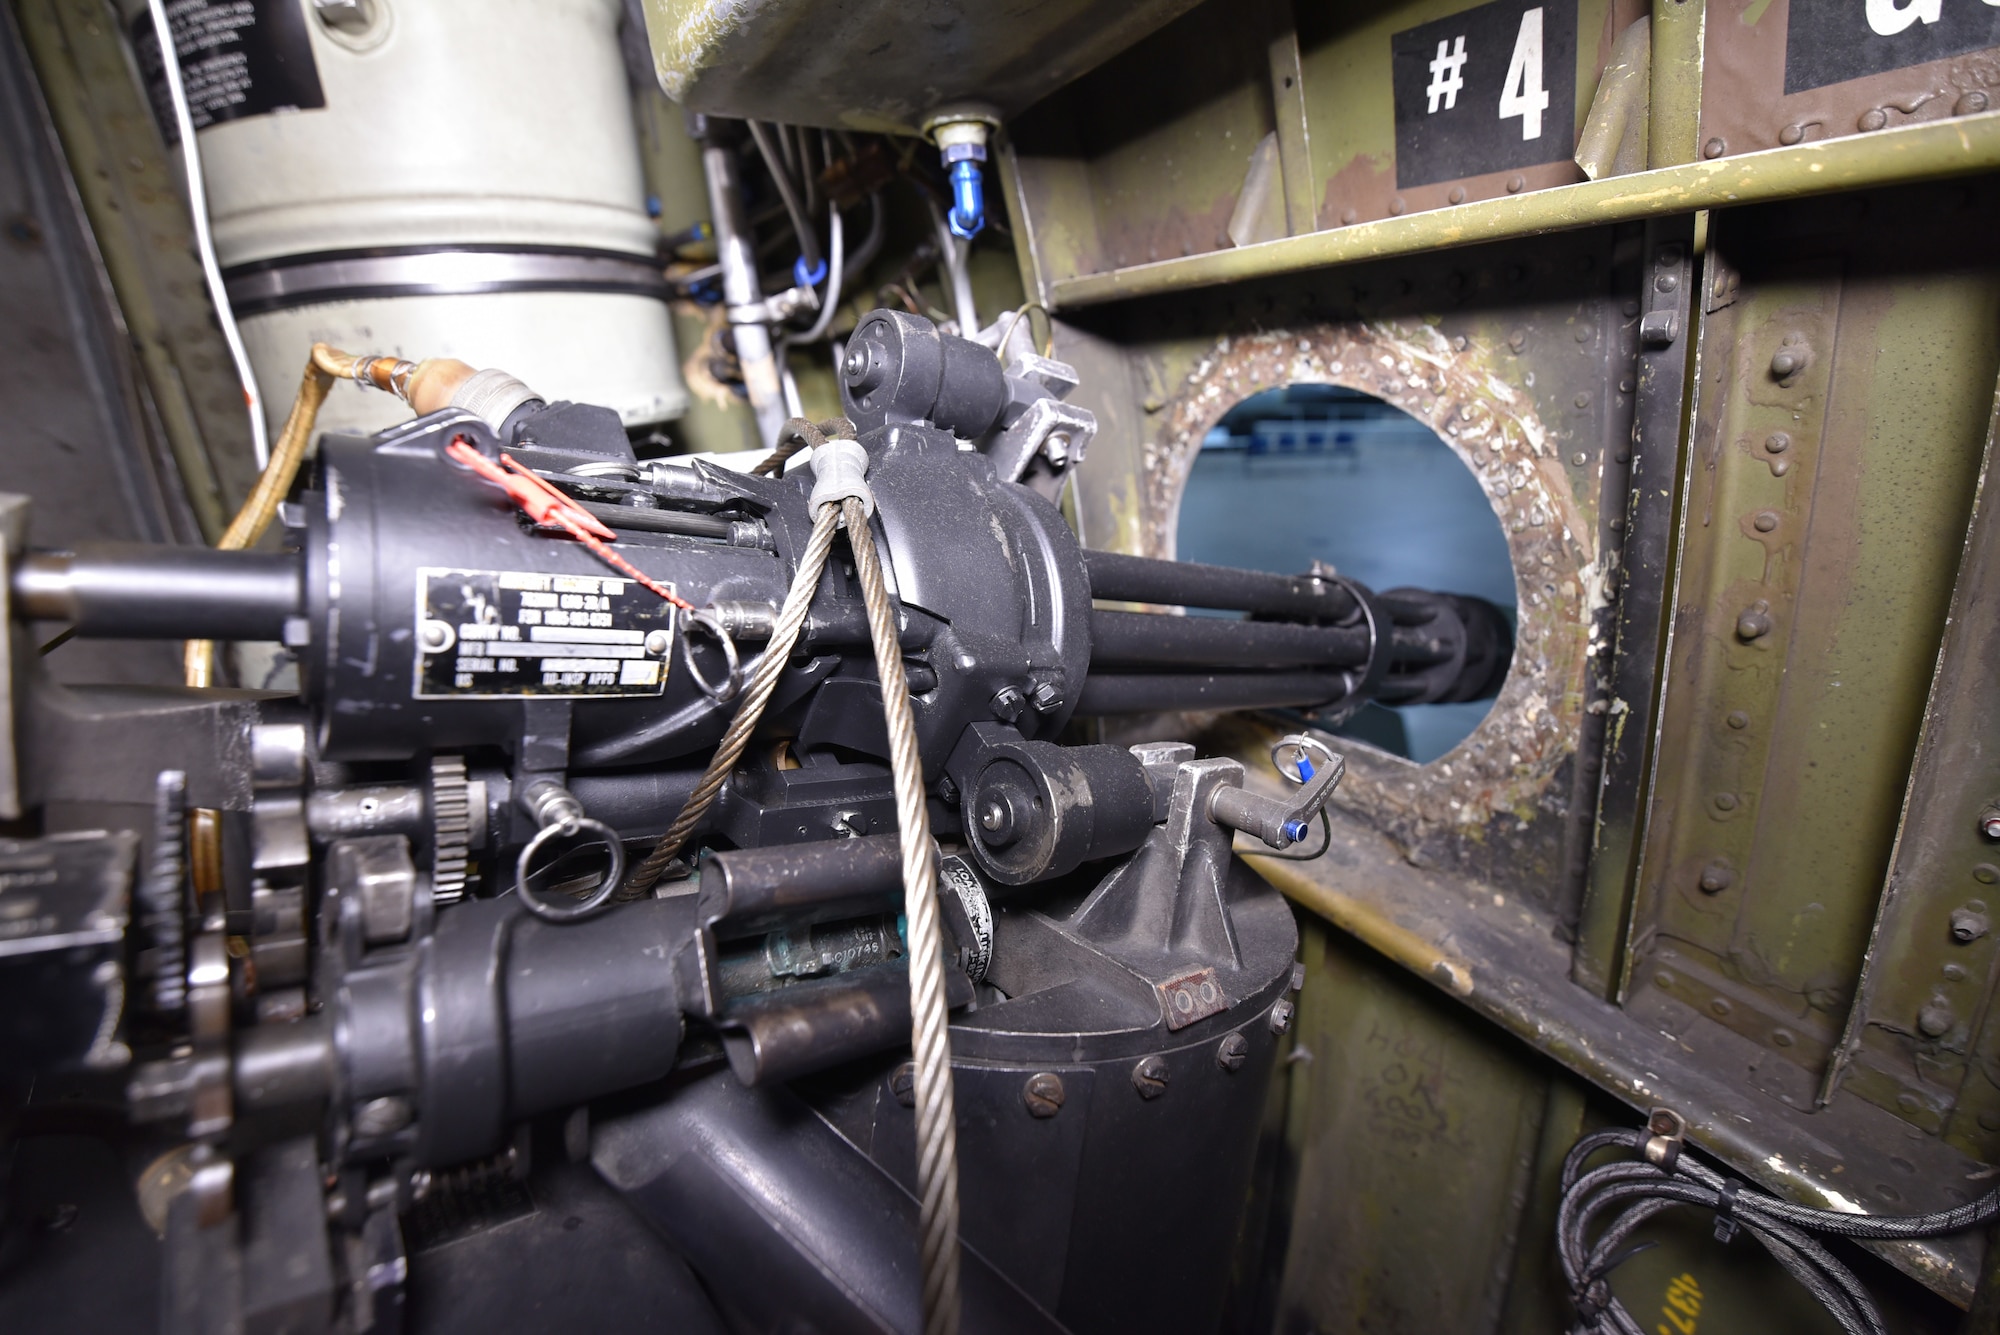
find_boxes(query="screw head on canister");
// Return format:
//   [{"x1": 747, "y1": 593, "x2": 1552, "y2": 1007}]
[
  {"x1": 1216, "y1": 1033, "x2": 1250, "y2": 1073},
  {"x1": 1023, "y1": 1072, "x2": 1065, "y2": 1118},
  {"x1": 1131, "y1": 1056, "x2": 1170, "y2": 1100},
  {"x1": 1269, "y1": 998, "x2": 1296, "y2": 1035}
]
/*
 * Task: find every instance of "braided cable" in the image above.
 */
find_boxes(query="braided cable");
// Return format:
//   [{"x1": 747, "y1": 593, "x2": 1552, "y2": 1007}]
[
  {"x1": 841, "y1": 493, "x2": 960, "y2": 1335},
  {"x1": 1557, "y1": 1123, "x2": 1997, "y2": 1335},
  {"x1": 622, "y1": 504, "x2": 843, "y2": 894},
  {"x1": 752, "y1": 416, "x2": 854, "y2": 478}
]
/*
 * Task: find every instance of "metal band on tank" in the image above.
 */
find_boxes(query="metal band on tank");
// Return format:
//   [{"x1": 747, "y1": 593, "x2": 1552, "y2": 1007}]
[{"x1": 222, "y1": 247, "x2": 671, "y2": 315}]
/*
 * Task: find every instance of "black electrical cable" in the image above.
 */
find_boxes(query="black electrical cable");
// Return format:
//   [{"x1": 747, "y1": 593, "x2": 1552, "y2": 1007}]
[
  {"x1": 847, "y1": 192, "x2": 888, "y2": 275},
  {"x1": 1557, "y1": 1123, "x2": 2000, "y2": 1335}
]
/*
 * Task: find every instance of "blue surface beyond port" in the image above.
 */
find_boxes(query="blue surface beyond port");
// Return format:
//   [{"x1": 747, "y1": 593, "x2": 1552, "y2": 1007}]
[{"x1": 1175, "y1": 385, "x2": 1516, "y2": 764}]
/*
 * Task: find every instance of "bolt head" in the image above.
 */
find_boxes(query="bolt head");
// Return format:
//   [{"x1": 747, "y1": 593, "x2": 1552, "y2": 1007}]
[
  {"x1": 1950, "y1": 908, "x2": 1990, "y2": 943},
  {"x1": 1131, "y1": 1056, "x2": 1170, "y2": 1100},
  {"x1": 990, "y1": 685, "x2": 1026, "y2": 722},
  {"x1": 1269, "y1": 998, "x2": 1296, "y2": 1035},
  {"x1": 890, "y1": 1062, "x2": 915, "y2": 1108},
  {"x1": 643, "y1": 628, "x2": 673, "y2": 657},
  {"x1": 1698, "y1": 862, "x2": 1735, "y2": 894},
  {"x1": 1023, "y1": 1072, "x2": 1065, "y2": 1117},
  {"x1": 1216, "y1": 1033, "x2": 1250, "y2": 1073},
  {"x1": 1918, "y1": 1001, "x2": 1955, "y2": 1038},
  {"x1": 1981, "y1": 813, "x2": 2000, "y2": 840}
]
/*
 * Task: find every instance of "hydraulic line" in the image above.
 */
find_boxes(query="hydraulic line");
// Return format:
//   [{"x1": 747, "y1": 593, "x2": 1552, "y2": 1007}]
[
  {"x1": 178, "y1": 341, "x2": 515, "y2": 684},
  {"x1": 181, "y1": 342, "x2": 377, "y2": 686},
  {"x1": 144, "y1": 0, "x2": 269, "y2": 472},
  {"x1": 793, "y1": 207, "x2": 845, "y2": 345},
  {"x1": 841, "y1": 489, "x2": 961, "y2": 1335},
  {"x1": 703, "y1": 129, "x2": 788, "y2": 446},
  {"x1": 748, "y1": 120, "x2": 822, "y2": 281},
  {"x1": 928, "y1": 196, "x2": 978, "y2": 336}
]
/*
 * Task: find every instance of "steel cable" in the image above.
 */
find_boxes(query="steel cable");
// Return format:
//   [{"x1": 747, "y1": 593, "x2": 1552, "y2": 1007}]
[
  {"x1": 840, "y1": 492, "x2": 960, "y2": 1335},
  {"x1": 1557, "y1": 1124, "x2": 1999, "y2": 1335},
  {"x1": 621, "y1": 493, "x2": 842, "y2": 894},
  {"x1": 626, "y1": 418, "x2": 962, "y2": 1325},
  {"x1": 752, "y1": 415, "x2": 852, "y2": 479}
]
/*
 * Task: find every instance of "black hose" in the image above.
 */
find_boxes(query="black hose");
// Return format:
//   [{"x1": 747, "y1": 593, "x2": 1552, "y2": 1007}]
[
  {"x1": 1557, "y1": 1124, "x2": 2000, "y2": 1335},
  {"x1": 847, "y1": 192, "x2": 888, "y2": 275}
]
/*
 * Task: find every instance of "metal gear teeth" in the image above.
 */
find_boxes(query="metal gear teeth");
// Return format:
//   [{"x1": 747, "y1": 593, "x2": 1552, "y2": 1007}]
[{"x1": 430, "y1": 755, "x2": 472, "y2": 905}]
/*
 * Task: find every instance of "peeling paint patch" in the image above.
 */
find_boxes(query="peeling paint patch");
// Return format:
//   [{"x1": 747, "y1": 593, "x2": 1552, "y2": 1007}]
[{"x1": 1434, "y1": 958, "x2": 1475, "y2": 996}]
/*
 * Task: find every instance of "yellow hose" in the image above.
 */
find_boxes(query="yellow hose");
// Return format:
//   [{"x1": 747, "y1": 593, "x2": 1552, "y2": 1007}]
[{"x1": 183, "y1": 343, "x2": 399, "y2": 687}]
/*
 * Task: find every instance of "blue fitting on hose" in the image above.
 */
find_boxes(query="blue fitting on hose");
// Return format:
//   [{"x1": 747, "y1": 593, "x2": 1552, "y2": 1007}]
[
  {"x1": 1282, "y1": 818, "x2": 1310, "y2": 843},
  {"x1": 947, "y1": 158, "x2": 985, "y2": 240},
  {"x1": 793, "y1": 254, "x2": 827, "y2": 288}
]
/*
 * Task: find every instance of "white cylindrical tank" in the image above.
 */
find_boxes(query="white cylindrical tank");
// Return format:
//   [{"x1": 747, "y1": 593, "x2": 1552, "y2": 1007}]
[{"x1": 132, "y1": 0, "x2": 685, "y2": 437}]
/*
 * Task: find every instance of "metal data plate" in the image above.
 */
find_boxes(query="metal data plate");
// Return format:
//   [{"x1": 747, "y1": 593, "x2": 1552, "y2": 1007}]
[
  {"x1": 1700, "y1": 0, "x2": 2000, "y2": 159},
  {"x1": 412, "y1": 568, "x2": 676, "y2": 700}
]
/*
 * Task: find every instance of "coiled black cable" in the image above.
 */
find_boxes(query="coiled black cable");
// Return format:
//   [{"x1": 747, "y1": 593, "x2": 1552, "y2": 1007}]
[{"x1": 1559, "y1": 1123, "x2": 2000, "y2": 1335}]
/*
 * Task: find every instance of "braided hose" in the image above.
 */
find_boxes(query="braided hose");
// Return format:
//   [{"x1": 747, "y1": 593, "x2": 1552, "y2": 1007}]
[
  {"x1": 841, "y1": 493, "x2": 961, "y2": 1335},
  {"x1": 1556, "y1": 1125, "x2": 2000, "y2": 1335}
]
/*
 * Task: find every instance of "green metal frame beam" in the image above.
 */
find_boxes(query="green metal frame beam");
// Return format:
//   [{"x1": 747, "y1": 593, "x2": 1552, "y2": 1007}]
[{"x1": 1047, "y1": 111, "x2": 2000, "y2": 309}]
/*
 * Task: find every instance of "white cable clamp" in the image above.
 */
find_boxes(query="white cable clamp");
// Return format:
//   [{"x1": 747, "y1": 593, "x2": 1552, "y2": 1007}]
[{"x1": 808, "y1": 438, "x2": 874, "y2": 520}]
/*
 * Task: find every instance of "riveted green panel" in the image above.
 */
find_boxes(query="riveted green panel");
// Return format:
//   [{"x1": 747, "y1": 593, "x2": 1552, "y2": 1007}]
[
  {"x1": 1276, "y1": 916, "x2": 1553, "y2": 1333},
  {"x1": 1622, "y1": 182, "x2": 2000, "y2": 1132},
  {"x1": 1007, "y1": 0, "x2": 1279, "y2": 279}
]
